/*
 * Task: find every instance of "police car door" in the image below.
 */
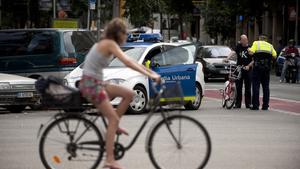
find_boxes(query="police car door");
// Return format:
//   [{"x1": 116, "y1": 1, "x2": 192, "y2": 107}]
[{"x1": 150, "y1": 44, "x2": 197, "y2": 101}]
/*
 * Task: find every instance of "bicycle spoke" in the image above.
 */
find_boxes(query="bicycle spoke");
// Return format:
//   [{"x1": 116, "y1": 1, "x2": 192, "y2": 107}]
[{"x1": 46, "y1": 136, "x2": 68, "y2": 145}]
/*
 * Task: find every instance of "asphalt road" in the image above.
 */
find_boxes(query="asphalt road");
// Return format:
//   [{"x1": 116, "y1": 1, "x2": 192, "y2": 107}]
[{"x1": 0, "y1": 75, "x2": 299, "y2": 169}]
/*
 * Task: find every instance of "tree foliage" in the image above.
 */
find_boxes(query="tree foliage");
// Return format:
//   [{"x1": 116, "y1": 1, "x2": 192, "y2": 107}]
[
  {"x1": 124, "y1": 0, "x2": 194, "y2": 31},
  {"x1": 124, "y1": 0, "x2": 153, "y2": 27},
  {"x1": 202, "y1": 0, "x2": 287, "y2": 42},
  {"x1": 203, "y1": 0, "x2": 236, "y2": 42}
]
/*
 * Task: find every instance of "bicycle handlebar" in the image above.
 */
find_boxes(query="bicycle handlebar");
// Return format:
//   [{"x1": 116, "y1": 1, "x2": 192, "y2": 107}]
[{"x1": 151, "y1": 79, "x2": 166, "y2": 95}]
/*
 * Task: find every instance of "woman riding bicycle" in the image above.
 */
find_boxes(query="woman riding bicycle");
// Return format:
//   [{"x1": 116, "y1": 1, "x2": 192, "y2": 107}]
[{"x1": 79, "y1": 18, "x2": 161, "y2": 169}]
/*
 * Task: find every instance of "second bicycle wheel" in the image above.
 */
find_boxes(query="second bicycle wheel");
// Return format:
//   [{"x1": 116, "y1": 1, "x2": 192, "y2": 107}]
[
  {"x1": 147, "y1": 115, "x2": 211, "y2": 169},
  {"x1": 39, "y1": 115, "x2": 104, "y2": 169}
]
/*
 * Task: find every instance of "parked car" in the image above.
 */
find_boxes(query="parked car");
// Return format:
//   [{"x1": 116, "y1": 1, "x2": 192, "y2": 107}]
[
  {"x1": 64, "y1": 42, "x2": 205, "y2": 114},
  {"x1": 275, "y1": 46, "x2": 300, "y2": 76},
  {"x1": 0, "y1": 73, "x2": 39, "y2": 113},
  {"x1": 196, "y1": 45, "x2": 236, "y2": 80},
  {"x1": 0, "y1": 28, "x2": 96, "y2": 79}
]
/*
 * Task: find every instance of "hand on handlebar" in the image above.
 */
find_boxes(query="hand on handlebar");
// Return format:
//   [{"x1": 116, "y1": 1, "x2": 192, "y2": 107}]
[
  {"x1": 243, "y1": 65, "x2": 250, "y2": 71},
  {"x1": 151, "y1": 73, "x2": 161, "y2": 84}
]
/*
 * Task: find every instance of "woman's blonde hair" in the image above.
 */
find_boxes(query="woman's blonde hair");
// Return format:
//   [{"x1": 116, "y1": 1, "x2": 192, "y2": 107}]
[{"x1": 102, "y1": 18, "x2": 127, "y2": 45}]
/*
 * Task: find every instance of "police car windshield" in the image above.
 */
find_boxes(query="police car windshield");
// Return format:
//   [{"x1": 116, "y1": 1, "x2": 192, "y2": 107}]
[
  {"x1": 203, "y1": 46, "x2": 231, "y2": 58},
  {"x1": 109, "y1": 47, "x2": 146, "y2": 67}
]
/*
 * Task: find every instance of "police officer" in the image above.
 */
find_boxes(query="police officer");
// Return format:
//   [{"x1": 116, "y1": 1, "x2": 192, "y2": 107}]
[
  {"x1": 248, "y1": 35, "x2": 277, "y2": 110},
  {"x1": 224, "y1": 34, "x2": 252, "y2": 108}
]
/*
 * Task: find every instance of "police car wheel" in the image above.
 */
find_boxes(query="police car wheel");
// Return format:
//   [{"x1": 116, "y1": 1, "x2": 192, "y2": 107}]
[
  {"x1": 184, "y1": 84, "x2": 202, "y2": 110},
  {"x1": 127, "y1": 86, "x2": 148, "y2": 114}
]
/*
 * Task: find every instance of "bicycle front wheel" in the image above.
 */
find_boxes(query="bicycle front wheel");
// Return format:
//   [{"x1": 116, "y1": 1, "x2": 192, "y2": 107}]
[
  {"x1": 147, "y1": 115, "x2": 211, "y2": 169},
  {"x1": 225, "y1": 84, "x2": 236, "y2": 109},
  {"x1": 39, "y1": 115, "x2": 104, "y2": 169}
]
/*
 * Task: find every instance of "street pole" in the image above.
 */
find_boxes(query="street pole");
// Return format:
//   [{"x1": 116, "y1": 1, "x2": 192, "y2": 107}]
[
  {"x1": 0, "y1": 0, "x2": 2, "y2": 28},
  {"x1": 87, "y1": 8, "x2": 90, "y2": 30},
  {"x1": 97, "y1": 0, "x2": 101, "y2": 39},
  {"x1": 295, "y1": 0, "x2": 299, "y2": 44},
  {"x1": 53, "y1": 0, "x2": 56, "y2": 18}
]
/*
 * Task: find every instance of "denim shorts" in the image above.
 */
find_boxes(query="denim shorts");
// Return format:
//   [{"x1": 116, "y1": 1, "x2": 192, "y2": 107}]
[{"x1": 79, "y1": 75, "x2": 108, "y2": 105}]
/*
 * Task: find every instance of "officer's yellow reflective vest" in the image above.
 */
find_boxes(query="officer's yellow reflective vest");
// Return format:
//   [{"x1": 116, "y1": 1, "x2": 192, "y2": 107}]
[
  {"x1": 249, "y1": 41, "x2": 277, "y2": 59},
  {"x1": 145, "y1": 60, "x2": 151, "y2": 69}
]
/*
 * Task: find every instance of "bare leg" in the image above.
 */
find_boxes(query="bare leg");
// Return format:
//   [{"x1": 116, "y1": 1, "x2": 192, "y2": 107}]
[
  {"x1": 95, "y1": 98, "x2": 122, "y2": 168},
  {"x1": 105, "y1": 84, "x2": 134, "y2": 117},
  {"x1": 94, "y1": 84, "x2": 133, "y2": 168}
]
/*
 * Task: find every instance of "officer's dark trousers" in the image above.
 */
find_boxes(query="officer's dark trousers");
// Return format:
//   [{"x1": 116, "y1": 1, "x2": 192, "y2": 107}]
[
  {"x1": 252, "y1": 66, "x2": 270, "y2": 109},
  {"x1": 235, "y1": 69, "x2": 252, "y2": 107}
]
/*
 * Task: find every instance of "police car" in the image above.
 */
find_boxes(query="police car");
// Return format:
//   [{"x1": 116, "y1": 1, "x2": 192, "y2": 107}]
[{"x1": 64, "y1": 42, "x2": 205, "y2": 114}]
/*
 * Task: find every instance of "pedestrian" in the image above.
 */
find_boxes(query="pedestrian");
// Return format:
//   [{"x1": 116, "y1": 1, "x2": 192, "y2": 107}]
[
  {"x1": 224, "y1": 34, "x2": 252, "y2": 108},
  {"x1": 279, "y1": 39, "x2": 299, "y2": 83},
  {"x1": 248, "y1": 34, "x2": 277, "y2": 110},
  {"x1": 79, "y1": 18, "x2": 161, "y2": 169}
]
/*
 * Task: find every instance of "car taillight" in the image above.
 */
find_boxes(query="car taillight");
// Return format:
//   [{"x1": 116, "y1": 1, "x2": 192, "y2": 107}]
[{"x1": 59, "y1": 57, "x2": 77, "y2": 65}]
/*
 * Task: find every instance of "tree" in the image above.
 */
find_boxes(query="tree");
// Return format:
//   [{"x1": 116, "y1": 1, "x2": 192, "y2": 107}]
[
  {"x1": 124, "y1": 0, "x2": 153, "y2": 27},
  {"x1": 162, "y1": 0, "x2": 194, "y2": 39},
  {"x1": 203, "y1": 0, "x2": 236, "y2": 43},
  {"x1": 201, "y1": 0, "x2": 286, "y2": 44}
]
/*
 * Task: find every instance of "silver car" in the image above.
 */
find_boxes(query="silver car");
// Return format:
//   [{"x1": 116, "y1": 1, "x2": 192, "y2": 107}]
[{"x1": 0, "y1": 73, "x2": 39, "y2": 113}]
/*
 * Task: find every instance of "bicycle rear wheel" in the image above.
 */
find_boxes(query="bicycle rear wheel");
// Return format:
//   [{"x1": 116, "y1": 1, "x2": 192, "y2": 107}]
[
  {"x1": 39, "y1": 115, "x2": 104, "y2": 169},
  {"x1": 147, "y1": 115, "x2": 211, "y2": 169}
]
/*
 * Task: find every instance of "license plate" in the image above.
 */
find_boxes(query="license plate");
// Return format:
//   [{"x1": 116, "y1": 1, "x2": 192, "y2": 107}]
[
  {"x1": 17, "y1": 92, "x2": 33, "y2": 98},
  {"x1": 220, "y1": 70, "x2": 229, "y2": 74}
]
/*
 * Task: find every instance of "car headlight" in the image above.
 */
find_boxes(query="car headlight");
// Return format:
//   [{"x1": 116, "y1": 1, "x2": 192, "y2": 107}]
[
  {"x1": 0, "y1": 82, "x2": 11, "y2": 90},
  {"x1": 106, "y1": 79, "x2": 126, "y2": 85}
]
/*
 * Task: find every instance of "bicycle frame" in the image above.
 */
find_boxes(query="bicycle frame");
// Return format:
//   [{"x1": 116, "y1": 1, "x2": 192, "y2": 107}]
[
  {"x1": 224, "y1": 64, "x2": 239, "y2": 98},
  {"x1": 224, "y1": 82, "x2": 233, "y2": 98}
]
